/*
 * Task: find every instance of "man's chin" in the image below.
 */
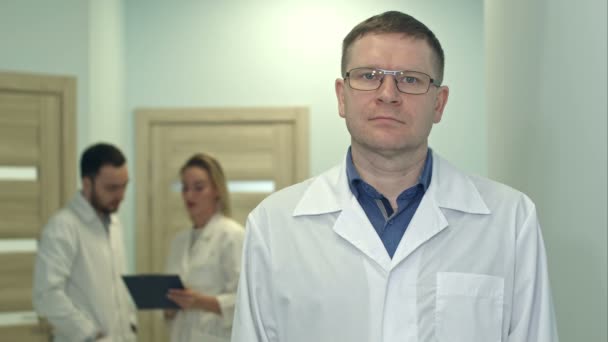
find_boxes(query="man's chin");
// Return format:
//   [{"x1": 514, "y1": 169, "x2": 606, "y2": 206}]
[{"x1": 100, "y1": 206, "x2": 119, "y2": 215}]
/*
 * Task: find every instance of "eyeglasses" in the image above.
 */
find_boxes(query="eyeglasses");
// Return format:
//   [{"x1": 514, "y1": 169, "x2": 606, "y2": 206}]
[{"x1": 344, "y1": 67, "x2": 441, "y2": 95}]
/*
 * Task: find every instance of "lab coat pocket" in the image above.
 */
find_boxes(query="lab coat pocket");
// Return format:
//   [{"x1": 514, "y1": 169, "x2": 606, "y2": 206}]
[
  {"x1": 435, "y1": 272, "x2": 504, "y2": 342},
  {"x1": 192, "y1": 314, "x2": 229, "y2": 342}
]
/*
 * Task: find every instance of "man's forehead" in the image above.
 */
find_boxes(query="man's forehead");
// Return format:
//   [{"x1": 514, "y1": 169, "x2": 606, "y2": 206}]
[
  {"x1": 96, "y1": 164, "x2": 128, "y2": 180},
  {"x1": 351, "y1": 33, "x2": 430, "y2": 53},
  {"x1": 347, "y1": 33, "x2": 435, "y2": 70}
]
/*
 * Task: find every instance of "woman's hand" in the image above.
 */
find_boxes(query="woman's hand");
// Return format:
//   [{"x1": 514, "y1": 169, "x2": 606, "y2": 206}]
[
  {"x1": 167, "y1": 288, "x2": 201, "y2": 309},
  {"x1": 167, "y1": 288, "x2": 222, "y2": 314}
]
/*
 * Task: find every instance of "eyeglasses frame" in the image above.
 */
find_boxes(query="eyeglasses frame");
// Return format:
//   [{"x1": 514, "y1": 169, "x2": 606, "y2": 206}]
[{"x1": 344, "y1": 67, "x2": 441, "y2": 95}]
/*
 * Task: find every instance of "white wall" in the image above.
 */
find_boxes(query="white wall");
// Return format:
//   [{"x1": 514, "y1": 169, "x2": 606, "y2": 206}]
[
  {"x1": 88, "y1": 0, "x2": 126, "y2": 147},
  {"x1": 125, "y1": 0, "x2": 486, "y2": 176},
  {"x1": 485, "y1": 0, "x2": 608, "y2": 340},
  {"x1": 0, "y1": 0, "x2": 90, "y2": 156},
  {"x1": 87, "y1": 0, "x2": 131, "y2": 269}
]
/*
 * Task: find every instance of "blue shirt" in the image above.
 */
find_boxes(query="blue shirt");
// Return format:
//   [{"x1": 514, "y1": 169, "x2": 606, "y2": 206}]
[{"x1": 346, "y1": 148, "x2": 433, "y2": 258}]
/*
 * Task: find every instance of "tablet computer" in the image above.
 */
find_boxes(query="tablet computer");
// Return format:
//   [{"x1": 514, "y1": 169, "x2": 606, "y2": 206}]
[{"x1": 122, "y1": 274, "x2": 185, "y2": 310}]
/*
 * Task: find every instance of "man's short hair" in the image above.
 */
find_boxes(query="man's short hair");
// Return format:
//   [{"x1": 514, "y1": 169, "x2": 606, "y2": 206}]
[
  {"x1": 341, "y1": 11, "x2": 445, "y2": 84},
  {"x1": 80, "y1": 143, "x2": 126, "y2": 179}
]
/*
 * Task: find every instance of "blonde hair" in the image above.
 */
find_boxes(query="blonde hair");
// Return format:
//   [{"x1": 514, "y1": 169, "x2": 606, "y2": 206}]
[{"x1": 180, "y1": 153, "x2": 231, "y2": 217}]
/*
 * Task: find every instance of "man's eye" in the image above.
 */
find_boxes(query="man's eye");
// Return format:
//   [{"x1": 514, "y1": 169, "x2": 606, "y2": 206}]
[
  {"x1": 403, "y1": 76, "x2": 418, "y2": 84},
  {"x1": 362, "y1": 73, "x2": 376, "y2": 80}
]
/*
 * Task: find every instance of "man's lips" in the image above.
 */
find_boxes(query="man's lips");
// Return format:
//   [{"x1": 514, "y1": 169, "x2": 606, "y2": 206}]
[{"x1": 369, "y1": 116, "x2": 404, "y2": 124}]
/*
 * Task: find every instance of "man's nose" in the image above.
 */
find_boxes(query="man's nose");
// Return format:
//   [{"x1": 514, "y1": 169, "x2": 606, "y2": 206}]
[{"x1": 376, "y1": 76, "x2": 402, "y2": 104}]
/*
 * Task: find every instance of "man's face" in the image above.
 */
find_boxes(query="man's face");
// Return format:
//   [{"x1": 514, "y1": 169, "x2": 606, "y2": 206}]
[
  {"x1": 84, "y1": 165, "x2": 129, "y2": 215},
  {"x1": 335, "y1": 33, "x2": 449, "y2": 157}
]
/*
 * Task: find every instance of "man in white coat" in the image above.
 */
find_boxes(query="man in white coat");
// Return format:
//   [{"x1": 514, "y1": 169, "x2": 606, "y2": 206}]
[
  {"x1": 33, "y1": 143, "x2": 137, "y2": 342},
  {"x1": 232, "y1": 11, "x2": 559, "y2": 342}
]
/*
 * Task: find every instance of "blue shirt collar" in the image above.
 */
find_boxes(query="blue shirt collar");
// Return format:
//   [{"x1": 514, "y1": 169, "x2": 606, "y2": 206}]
[{"x1": 346, "y1": 147, "x2": 433, "y2": 197}]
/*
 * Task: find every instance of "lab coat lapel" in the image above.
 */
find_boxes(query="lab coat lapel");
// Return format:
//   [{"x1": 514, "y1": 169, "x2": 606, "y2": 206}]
[
  {"x1": 333, "y1": 198, "x2": 392, "y2": 271},
  {"x1": 184, "y1": 214, "x2": 221, "y2": 277},
  {"x1": 390, "y1": 152, "x2": 491, "y2": 268},
  {"x1": 69, "y1": 192, "x2": 103, "y2": 228},
  {"x1": 183, "y1": 218, "x2": 208, "y2": 277},
  {"x1": 390, "y1": 188, "x2": 447, "y2": 268},
  {"x1": 180, "y1": 237, "x2": 192, "y2": 278},
  {"x1": 292, "y1": 153, "x2": 492, "y2": 271},
  {"x1": 293, "y1": 162, "x2": 392, "y2": 271}
]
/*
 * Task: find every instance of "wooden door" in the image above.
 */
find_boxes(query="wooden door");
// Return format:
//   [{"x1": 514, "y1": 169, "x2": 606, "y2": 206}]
[
  {"x1": 135, "y1": 107, "x2": 308, "y2": 342},
  {"x1": 0, "y1": 72, "x2": 76, "y2": 341}
]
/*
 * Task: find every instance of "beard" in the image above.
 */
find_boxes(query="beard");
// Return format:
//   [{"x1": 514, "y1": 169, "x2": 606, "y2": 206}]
[{"x1": 90, "y1": 184, "x2": 119, "y2": 215}]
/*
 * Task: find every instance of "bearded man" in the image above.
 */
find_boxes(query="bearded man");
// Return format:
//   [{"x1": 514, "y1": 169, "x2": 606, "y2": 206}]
[{"x1": 34, "y1": 143, "x2": 137, "y2": 342}]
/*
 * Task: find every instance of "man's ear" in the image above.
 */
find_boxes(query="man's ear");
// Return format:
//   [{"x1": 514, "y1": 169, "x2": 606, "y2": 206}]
[
  {"x1": 433, "y1": 85, "x2": 449, "y2": 123},
  {"x1": 82, "y1": 176, "x2": 92, "y2": 197},
  {"x1": 335, "y1": 78, "x2": 346, "y2": 118}
]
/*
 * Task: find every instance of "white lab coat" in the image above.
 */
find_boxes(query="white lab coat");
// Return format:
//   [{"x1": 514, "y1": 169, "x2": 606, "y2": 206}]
[
  {"x1": 232, "y1": 152, "x2": 559, "y2": 342},
  {"x1": 33, "y1": 192, "x2": 136, "y2": 342},
  {"x1": 165, "y1": 213, "x2": 244, "y2": 342}
]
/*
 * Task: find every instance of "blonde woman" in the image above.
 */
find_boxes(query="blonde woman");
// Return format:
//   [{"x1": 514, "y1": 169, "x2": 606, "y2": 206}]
[{"x1": 164, "y1": 153, "x2": 244, "y2": 342}]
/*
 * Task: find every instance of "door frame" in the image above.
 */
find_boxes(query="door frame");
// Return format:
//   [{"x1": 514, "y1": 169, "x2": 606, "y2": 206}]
[
  {"x1": 0, "y1": 71, "x2": 77, "y2": 341},
  {"x1": 0, "y1": 71, "x2": 77, "y2": 201},
  {"x1": 134, "y1": 107, "x2": 308, "y2": 341}
]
